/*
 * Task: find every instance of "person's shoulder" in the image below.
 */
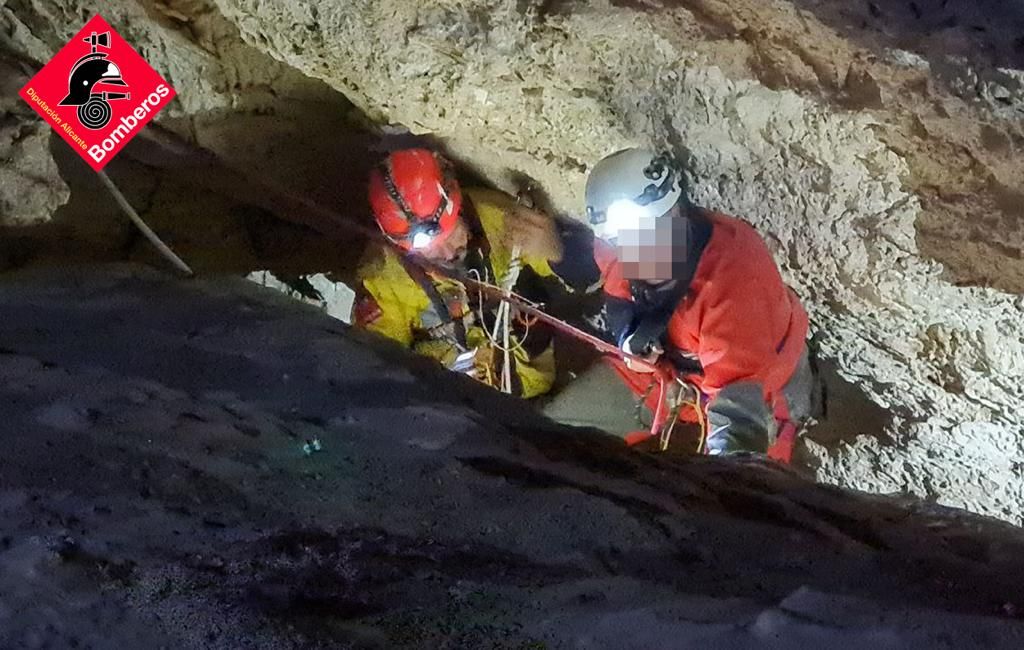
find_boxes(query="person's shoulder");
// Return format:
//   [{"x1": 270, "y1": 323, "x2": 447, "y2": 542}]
[
  {"x1": 695, "y1": 210, "x2": 783, "y2": 289},
  {"x1": 706, "y1": 210, "x2": 752, "y2": 234},
  {"x1": 356, "y1": 243, "x2": 405, "y2": 283},
  {"x1": 465, "y1": 186, "x2": 519, "y2": 246},
  {"x1": 464, "y1": 186, "x2": 516, "y2": 211},
  {"x1": 703, "y1": 210, "x2": 771, "y2": 254}
]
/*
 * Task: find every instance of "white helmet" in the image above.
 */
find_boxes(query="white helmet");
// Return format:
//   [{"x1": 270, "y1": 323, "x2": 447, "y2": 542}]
[{"x1": 585, "y1": 148, "x2": 684, "y2": 243}]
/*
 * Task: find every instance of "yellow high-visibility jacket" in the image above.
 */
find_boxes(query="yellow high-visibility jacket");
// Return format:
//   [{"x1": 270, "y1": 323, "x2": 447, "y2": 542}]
[{"x1": 355, "y1": 188, "x2": 558, "y2": 399}]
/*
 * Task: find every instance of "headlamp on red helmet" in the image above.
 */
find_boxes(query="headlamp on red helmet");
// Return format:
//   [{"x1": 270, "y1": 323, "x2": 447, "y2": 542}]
[
  {"x1": 409, "y1": 222, "x2": 441, "y2": 250},
  {"x1": 368, "y1": 149, "x2": 462, "y2": 252}
]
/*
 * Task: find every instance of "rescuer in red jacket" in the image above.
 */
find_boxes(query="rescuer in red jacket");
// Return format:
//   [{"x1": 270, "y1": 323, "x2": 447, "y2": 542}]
[{"x1": 543, "y1": 148, "x2": 818, "y2": 456}]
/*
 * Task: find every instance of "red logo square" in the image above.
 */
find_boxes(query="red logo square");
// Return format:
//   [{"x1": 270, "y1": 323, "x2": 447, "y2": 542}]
[{"x1": 18, "y1": 14, "x2": 177, "y2": 172}]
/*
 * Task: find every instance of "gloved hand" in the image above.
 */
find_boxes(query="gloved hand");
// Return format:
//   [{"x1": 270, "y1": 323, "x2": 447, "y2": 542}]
[
  {"x1": 621, "y1": 331, "x2": 663, "y2": 373},
  {"x1": 504, "y1": 204, "x2": 564, "y2": 263}
]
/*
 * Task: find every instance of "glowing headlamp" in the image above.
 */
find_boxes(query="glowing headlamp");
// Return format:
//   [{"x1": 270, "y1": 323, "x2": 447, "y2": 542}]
[
  {"x1": 378, "y1": 159, "x2": 453, "y2": 252},
  {"x1": 602, "y1": 199, "x2": 649, "y2": 242},
  {"x1": 411, "y1": 230, "x2": 434, "y2": 250},
  {"x1": 407, "y1": 218, "x2": 442, "y2": 250}
]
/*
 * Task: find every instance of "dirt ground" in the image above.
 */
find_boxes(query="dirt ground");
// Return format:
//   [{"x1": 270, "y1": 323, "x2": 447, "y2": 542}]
[{"x1": 3, "y1": 264, "x2": 1024, "y2": 647}]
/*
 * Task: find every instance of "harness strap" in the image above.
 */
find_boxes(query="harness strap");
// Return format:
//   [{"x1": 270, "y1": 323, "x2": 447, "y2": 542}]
[
  {"x1": 397, "y1": 253, "x2": 468, "y2": 350},
  {"x1": 397, "y1": 197, "x2": 502, "y2": 361},
  {"x1": 462, "y1": 198, "x2": 498, "y2": 288}
]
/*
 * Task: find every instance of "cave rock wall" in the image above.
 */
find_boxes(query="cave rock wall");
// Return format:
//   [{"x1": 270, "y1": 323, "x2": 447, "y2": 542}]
[
  {"x1": 215, "y1": 0, "x2": 1024, "y2": 522},
  {"x1": 3, "y1": 0, "x2": 1024, "y2": 522}
]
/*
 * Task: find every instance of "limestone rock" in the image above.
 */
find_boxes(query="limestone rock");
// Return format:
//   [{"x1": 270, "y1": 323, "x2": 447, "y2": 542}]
[{"x1": 208, "y1": 0, "x2": 1024, "y2": 521}]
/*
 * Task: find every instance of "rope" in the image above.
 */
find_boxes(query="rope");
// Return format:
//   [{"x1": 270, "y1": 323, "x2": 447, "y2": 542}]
[
  {"x1": 97, "y1": 170, "x2": 194, "y2": 277},
  {"x1": 467, "y1": 270, "x2": 531, "y2": 359},
  {"x1": 498, "y1": 245, "x2": 523, "y2": 394},
  {"x1": 657, "y1": 380, "x2": 706, "y2": 453},
  {"x1": 467, "y1": 250, "x2": 530, "y2": 394},
  {"x1": 690, "y1": 389, "x2": 708, "y2": 454},
  {"x1": 501, "y1": 304, "x2": 512, "y2": 392},
  {"x1": 504, "y1": 246, "x2": 524, "y2": 289},
  {"x1": 658, "y1": 382, "x2": 685, "y2": 452}
]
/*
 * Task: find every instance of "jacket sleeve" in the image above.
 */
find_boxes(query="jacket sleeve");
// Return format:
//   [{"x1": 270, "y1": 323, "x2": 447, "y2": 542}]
[
  {"x1": 548, "y1": 219, "x2": 603, "y2": 294},
  {"x1": 356, "y1": 275, "x2": 415, "y2": 348},
  {"x1": 697, "y1": 281, "x2": 784, "y2": 453},
  {"x1": 359, "y1": 274, "x2": 463, "y2": 368},
  {"x1": 696, "y1": 282, "x2": 782, "y2": 395},
  {"x1": 355, "y1": 249, "x2": 422, "y2": 348}
]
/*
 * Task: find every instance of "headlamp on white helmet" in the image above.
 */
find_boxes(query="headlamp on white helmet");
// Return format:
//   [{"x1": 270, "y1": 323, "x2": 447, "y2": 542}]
[
  {"x1": 585, "y1": 148, "x2": 684, "y2": 243},
  {"x1": 604, "y1": 199, "x2": 649, "y2": 237}
]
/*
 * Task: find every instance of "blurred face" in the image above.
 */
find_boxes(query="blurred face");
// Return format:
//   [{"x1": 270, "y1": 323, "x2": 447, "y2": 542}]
[
  {"x1": 416, "y1": 216, "x2": 470, "y2": 264},
  {"x1": 616, "y1": 204, "x2": 688, "y2": 281}
]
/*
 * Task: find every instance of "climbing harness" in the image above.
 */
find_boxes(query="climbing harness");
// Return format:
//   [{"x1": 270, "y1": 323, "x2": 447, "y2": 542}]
[
  {"x1": 424, "y1": 260, "x2": 679, "y2": 444},
  {"x1": 657, "y1": 378, "x2": 706, "y2": 453}
]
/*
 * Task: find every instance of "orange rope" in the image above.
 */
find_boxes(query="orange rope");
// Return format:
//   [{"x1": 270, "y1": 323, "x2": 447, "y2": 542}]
[
  {"x1": 515, "y1": 309, "x2": 539, "y2": 328},
  {"x1": 692, "y1": 396, "x2": 708, "y2": 454}
]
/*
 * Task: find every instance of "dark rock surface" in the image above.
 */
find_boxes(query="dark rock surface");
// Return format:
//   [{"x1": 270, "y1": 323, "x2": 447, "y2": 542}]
[{"x1": 1, "y1": 265, "x2": 1023, "y2": 648}]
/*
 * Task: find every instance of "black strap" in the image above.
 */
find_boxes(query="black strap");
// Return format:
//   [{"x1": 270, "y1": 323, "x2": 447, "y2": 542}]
[
  {"x1": 621, "y1": 211, "x2": 713, "y2": 357},
  {"x1": 624, "y1": 279, "x2": 688, "y2": 350},
  {"x1": 394, "y1": 198, "x2": 498, "y2": 352},
  {"x1": 549, "y1": 218, "x2": 602, "y2": 293},
  {"x1": 460, "y1": 197, "x2": 498, "y2": 285},
  {"x1": 378, "y1": 158, "x2": 446, "y2": 232},
  {"x1": 398, "y1": 253, "x2": 468, "y2": 349}
]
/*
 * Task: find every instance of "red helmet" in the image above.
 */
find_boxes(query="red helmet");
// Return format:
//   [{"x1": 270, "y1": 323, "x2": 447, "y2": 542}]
[{"x1": 368, "y1": 149, "x2": 463, "y2": 251}]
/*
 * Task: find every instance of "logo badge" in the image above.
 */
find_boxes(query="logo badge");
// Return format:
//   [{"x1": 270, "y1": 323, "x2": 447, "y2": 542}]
[{"x1": 18, "y1": 14, "x2": 176, "y2": 171}]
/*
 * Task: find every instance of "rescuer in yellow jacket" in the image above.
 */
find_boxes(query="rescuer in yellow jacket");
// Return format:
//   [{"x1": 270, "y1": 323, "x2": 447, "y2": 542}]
[{"x1": 353, "y1": 148, "x2": 600, "y2": 399}]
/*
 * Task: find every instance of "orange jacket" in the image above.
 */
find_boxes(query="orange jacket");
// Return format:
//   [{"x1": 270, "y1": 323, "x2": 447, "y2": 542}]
[{"x1": 597, "y1": 211, "x2": 808, "y2": 422}]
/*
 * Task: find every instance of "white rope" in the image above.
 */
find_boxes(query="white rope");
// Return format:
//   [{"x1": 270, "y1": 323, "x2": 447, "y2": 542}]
[
  {"x1": 467, "y1": 267, "x2": 530, "y2": 358},
  {"x1": 500, "y1": 301, "x2": 512, "y2": 392},
  {"x1": 97, "y1": 170, "x2": 194, "y2": 276},
  {"x1": 466, "y1": 248, "x2": 530, "y2": 394},
  {"x1": 498, "y1": 245, "x2": 524, "y2": 393}
]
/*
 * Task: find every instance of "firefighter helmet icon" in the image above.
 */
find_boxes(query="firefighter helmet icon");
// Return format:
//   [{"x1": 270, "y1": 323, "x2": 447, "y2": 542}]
[{"x1": 58, "y1": 30, "x2": 130, "y2": 130}]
